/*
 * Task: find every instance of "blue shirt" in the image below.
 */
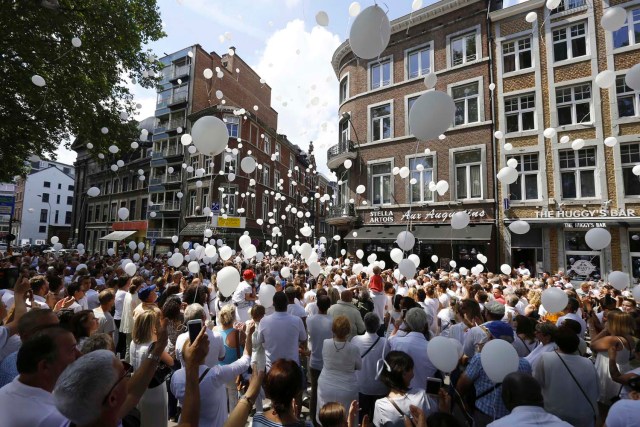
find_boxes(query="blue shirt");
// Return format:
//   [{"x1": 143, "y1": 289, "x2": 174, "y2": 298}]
[
  {"x1": 464, "y1": 353, "x2": 532, "y2": 419},
  {"x1": 0, "y1": 351, "x2": 18, "y2": 389}
]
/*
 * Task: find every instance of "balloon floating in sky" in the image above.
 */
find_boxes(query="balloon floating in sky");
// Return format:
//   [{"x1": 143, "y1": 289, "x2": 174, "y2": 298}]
[{"x1": 349, "y1": 5, "x2": 391, "y2": 60}]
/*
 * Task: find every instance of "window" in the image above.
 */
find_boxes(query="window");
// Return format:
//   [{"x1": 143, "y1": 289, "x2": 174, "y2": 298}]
[
  {"x1": 407, "y1": 46, "x2": 431, "y2": 79},
  {"x1": 370, "y1": 59, "x2": 391, "y2": 90},
  {"x1": 95, "y1": 205, "x2": 101, "y2": 222},
  {"x1": 621, "y1": 144, "x2": 640, "y2": 196},
  {"x1": 370, "y1": 103, "x2": 392, "y2": 141},
  {"x1": 409, "y1": 157, "x2": 434, "y2": 203},
  {"x1": 220, "y1": 185, "x2": 236, "y2": 215},
  {"x1": 559, "y1": 148, "x2": 597, "y2": 198},
  {"x1": 552, "y1": 0, "x2": 586, "y2": 13},
  {"x1": 339, "y1": 77, "x2": 348, "y2": 103},
  {"x1": 141, "y1": 199, "x2": 148, "y2": 219},
  {"x1": 44, "y1": 181, "x2": 50, "y2": 188},
  {"x1": 507, "y1": 154, "x2": 539, "y2": 200},
  {"x1": 41, "y1": 193, "x2": 49, "y2": 203},
  {"x1": 56, "y1": 195, "x2": 60, "y2": 204},
  {"x1": 453, "y1": 82, "x2": 480, "y2": 125},
  {"x1": 65, "y1": 211, "x2": 72, "y2": 225},
  {"x1": 505, "y1": 94, "x2": 535, "y2": 133},
  {"x1": 274, "y1": 170, "x2": 280, "y2": 190},
  {"x1": 502, "y1": 37, "x2": 532, "y2": 73},
  {"x1": 552, "y1": 23, "x2": 587, "y2": 62},
  {"x1": 275, "y1": 142, "x2": 281, "y2": 158},
  {"x1": 407, "y1": 96, "x2": 419, "y2": 116},
  {"x1": 157, "y1": 89, "x2": 171, "y2": 108},
  {"x1": 616, "y1": 75, "x2": 640, "y2": 118},
  {"x1": 225, "y1": 115, "x2": 240, "y2": 138},
  {"x1": 455, "y1": 150, "x2": 482, "y2": 199},
  {"x1": 40, "y1": 209, "x2": 48, "y2": 223},
  {"x1": 188, "y1": 191, "x2": 197, "y2": 216},
  {"x1": 262, "y1": 165, "x2": 270, "y2": 186},
  {"x1": 57, "y1": 183, "x2": 61, "y2": 189},
  {"x1": 248, "y1": 191, "x2": 256, "y2": 217},
  {"x1": 129, "y1": 200, "x2": 136, "y2": 220},
  {"x1": 289, "y1": 154, "x2": 295, "y2": 172},
  {"x1": 223, "y1": 153, "x2": 237, "y2": 174},
  {"x1": 370, "y1": 162, "x2": 392, "y2": 205},
  {"x1": 54, "y1": 210, "x2": 59, "y2": 224},
  {"x1": 39, "y1": 225, "x2": 46, "y2": 233},
  {"x1": 450, "y1": 32, "x2": 477, "y2": 66},
  {"x1": 340, "y1": 120, "x2": 350, "y2": 143},
  {"x1": 556, "y1": 84, "x2": 591, "y2": 125},
  {"x1": 202, "y1": 189, "x2": 209, "y2": 214},
  {"x1": 262, "y1": 193, "x2": 270, "y2": 220},
  {"x1": 87, "y1": 206, "x2": 93, "y2": 223},
  {"x1": 264, "y1": 134, "x2": 271, "y2": 154},
  {"x1": 122, "y1": 177, "x2": 128, "y2": 192},
  {"x1": 68, "y1": 185, "x2": 74, "y2": 191},
  {"x1": 613, "y1": 8, "x2": 640, "y2": 48}
]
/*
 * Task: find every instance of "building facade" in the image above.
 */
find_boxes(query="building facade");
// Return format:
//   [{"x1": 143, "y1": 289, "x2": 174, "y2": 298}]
[
  {"x1": 329, "y1": 0, "x2": 497, "y2": 271},
  {"x1": 14, "y1": 159, "x2": 75, "y2": 245},
  {"x1": 491, "y1": 0, "x2": 640, "y2": 281}
]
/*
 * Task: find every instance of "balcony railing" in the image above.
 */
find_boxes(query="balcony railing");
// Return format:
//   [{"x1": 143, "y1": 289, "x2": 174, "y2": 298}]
[
  {"x1": 552, "y1": 0, "x2": 586, "y2": 13},
  {"x1": 165, "y1": 173, "x2": 182, "y2": 183},
  {"x1": 169, "y1": 92, "x2": 188, "y2": 105},
  {"x1": 327, "y1": 203, "x2": 356, "y2": 219},
  {"x1": 168, "y1": 118, "x2": 185, "y2": 130},
  {"x1": 149, "y1": 201, "x2": 180, "y2": 212},
  {"x1": 173, "y1": 64, "x2": 190, "y2": 78},
  {"x1": 327, "y1": 140, "x2": 356, "y2": 162},
  {"x1": 147, "y1": 228, "x2": 178, "y2": 238},
  {"x1": 149, "y1": 177, "x2": 163, "y2": 186}
]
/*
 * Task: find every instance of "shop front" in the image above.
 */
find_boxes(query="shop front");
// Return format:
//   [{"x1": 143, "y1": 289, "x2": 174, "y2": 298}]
[{"x1": 345, "y1": 205, "x2": 496, "y2": 272}]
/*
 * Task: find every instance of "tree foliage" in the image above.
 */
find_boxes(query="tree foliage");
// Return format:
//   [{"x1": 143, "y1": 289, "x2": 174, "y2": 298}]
[{"x1": 0, "y1": 0, "x2": 165, "y2": 181}]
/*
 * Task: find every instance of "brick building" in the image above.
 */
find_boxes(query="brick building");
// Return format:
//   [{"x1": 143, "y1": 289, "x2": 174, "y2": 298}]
[
  {"x1": 491, "y1": 0, "x2": 640, "y2": 281},
  {"x1": 329, "y1": 0, "x2": 498, "y2": 271},
  {"x1": 149, "y1": 45, "x2": 332, "y2": 255}
]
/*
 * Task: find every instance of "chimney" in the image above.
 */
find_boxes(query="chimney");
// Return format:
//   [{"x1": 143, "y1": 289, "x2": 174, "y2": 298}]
[{"x1": 222, "y1": 46, "x2": 236, "y2": 73}]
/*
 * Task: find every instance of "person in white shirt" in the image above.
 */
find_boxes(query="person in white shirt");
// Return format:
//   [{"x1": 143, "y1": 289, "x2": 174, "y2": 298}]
[
  {"x1": 604, "y1": 377, "x2": 640, "y2": 427},
  {"x1": 555, "y1": 297, "x2": 587, "y2": 338},
  {"x1": 463, "y1": 301, "x2": 506, "y2": 358},
  {"x1": 517, "y1": 263, "x2": 531, "y2": 276},
  {"x1": 256, "y1": 292, "x2": 307, "y2": 371},
  {"x1": 113, "y1": 276, "x2": 129, "y2": 359},
  {"x1": 333, "y1": 277, "x2": 347, "y2": 295},
  {"x1": 306, "y1": 295, "x2": 333, "y2": 424},
  {"x1": 175, "y1": 303, "x2": 225, "y2": 368},
  {"x1": 29, "y1": 275, "x2": 51, "y2": 309},
  {"x1": 93, "y1": 290, "x2": 116, "y2": 344},
  {"x1": 66, "y1": 282, "x2": 86, "y2": 314},
  {"x1": 285, "y1": 286, "x2": 307, "y2": 325},
  {"x1": 0, "y1": 326, "x2": 80, "y2": 427},
  {"x1": 487, "y1": 372, "x2": 571, "y2": 427},
  {"x1": 526, "y1": 322, "x2": 559, "y2": 372},
  {"x1": 85, "y1": 279, "x2": 100, "y2": 310},
  {"x1": 351, "y1": 313, "x2": 389, "y2": 421},
  {"x1": 232, "y1": 270, "x2": 256, "y2": 323}
]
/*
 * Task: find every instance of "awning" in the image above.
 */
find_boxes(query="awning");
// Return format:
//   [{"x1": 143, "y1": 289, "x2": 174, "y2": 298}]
[
  {"x1": 344, "y1": 224, "x2": 493, "y2": 242},
  {"x1": 100, "y1": 230, "x2": 137, "y2": 241},
  {"x1": 179, "y1": 222, "x2": 210, "y2": 236}
]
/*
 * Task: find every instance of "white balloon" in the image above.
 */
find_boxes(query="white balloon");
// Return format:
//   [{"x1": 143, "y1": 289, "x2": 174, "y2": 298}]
[
  {"x1": 240, "y1": 156, "x2": 257, "y2": 174},
  {"x1": 634, "y1": 165, "x2": 640, "y2": 176},
  {"x1": 205, "y1": 245, "x2": 217, "y2": 257},
  {"x1": 281, "y1": 266, "x2": 291, "y2": 279},
  {"x1": 239, "y1": 234, "x2": 252, "y2": 249},
  {"x1": 31, "y1": 75, "x2": 46, "y2": 87},
  {"x1": 504, "y1": 143, "x2": 513, "y2": 151},
  {"x1": 506, "y1": 158, "x2": 518, "y2": 168},
  {"x1": 243, "y1": 244, "x2": 257, "y2": 258},
  {"x1": 124, "y1": 263, "x2": 137, "y2": 277},
  {"x1": 571, "y1": 139, "x2": 585, "y2": 150},
  {"x1": 87, "y1": 187, "x2": 100, "y2": 197},
  {"x1": 315, "y1": 11, "x2": 329, "y2": 27},
  {"x1": 500, "y1": 264, "x2": 512, "y2": 275},
  {"x1": 560, "y1": 135, "x2": 570, "y2": 144},
  {"x1": 396, "y1": 231, "x2": 415, "y2": 251},
  {"x1": 50, "y1": 236, "x2": 59, "y2": 244},
  {"x1": 356, "y1": 185, "x2": 366, "y2": 194},
  {"x1": 609, "y1": 271, "x2": 630, "y2": 290},
  {"x1": 431, "y1": 255, "x2": 438, "y2": 263},
  {"x1": 525, "y1": 12, "x2": 537, "y2": 23},
  {"x1": 344, "y1": 159, "x2": 353, "y2": 169},
  {"x1": 626, "y1": 63, "x2": 640, "y2": 91},
  {"x1": 217, "y1": 266, "x2": 240, "y2": 297},
  {"x1": 436, "y1": 180, "x2": 449, "y2": 196},
  {"x1": 595, "y1": 70, "x2": 616, "y2": 89},
  {"x1": 546, "y1": 0, "x2": 561, "y2": 9},
  {"x1": 171, "y1": 235, "x2": 179, "y2": 244},
  {"x1": 399, "y1": 167, "x2": 410, "y2": 179},
  {"x1": 411, "y1": 0, "x2": 423, "y2": 10},
  {"x1": 451, "y1": 211, "x2": 470, "y2": 230},
  {"x1": 299, "y1": 243, "x2": 313, "y2": 259},
  {"x1": 191, "y1": 116, "x2": 229, "y2": 156},
  {"x1": 309, "y1": 261, "x2": 322, "y2": 277},
  {"x1": 349, "y1": 5, "x2": 391, "y2": 60},
  {"x1": 604, "y1": 136, "x2": 618, "y2": 147},
  {"x1": 497, "y1": 167, "x2": 518, "y2": 184},
  {"x1": 390, "y1": 248, "x2": 404, "y2": 264},
  {"x1": 367, "y1": 253, "x2": 377, "y2": 264},
  {"x1": 188, "y1": 261, "x2": 200, "y2": 274},
  {"x1": 423, "y1": 72, "x2": 437, "y2": 89},
  {"x1": 631, "y1": 285, "x2": 640, "y2": 302},
  {"x1": 543, "y1": 128, "x2": 557, "y2": 139},
  {"x1": 117, "y1": 160, "x2": 124, "y2": 167},
  {"x1": 408, "y1": 254, "x2": 420, "y2": 268},
  {"x1": 71, "y1": 37, "x2": 82, "y2": 47},
  {"x1": 117, "y1": 207, "x2": 129, "y2": 220},
  {"x1": 203, "y1": 68, "x2": 213, "y2": 79},
  {"x1": 494, "y1": 131, "x2": 504, "y2": 140},
  {"x1": 348, "y1": 2, "x2": 361, "y2": 17},
  {"x1": 601, "y1": 7, "x2": 627, "y2": 32},
  {"x1": 258, "y1": 284, "x2": 276, "y2": 308},
  {"x1": 399, "y1": 259, "x2": 416, "y2": 278},
  {"x1": 128, "y1": 241, "x2": 137, "y2": 250},
  {"x1": 181, "y1": 134, "x2": 193, "y2": 146},
  {"x1": 427, "y1": 336, "x2": 460, "y2": 373},
  {"x1": 481, "y1": 340, "x2": 520, "y2": 383},
  {"x1": 107, "y1": 248, "x2": 115, "y2": 256},
  {"x1": 409, "y1": 91, "x2": 456, "y2": 141},
  {"x1": 182, "y1": 242, "x2": 191, "y2": 250},
  {"x1": 509, "y1": 220, "x2": 530, "y2": 235},
  {"x1": 356, "y1": 249, "x2": 364, "y2": 259},
  {"x1": 585, "y1": 227, "x2": 611, "y2": 250},
  {"x1": 542, "y1": 287, "x2": 569, "y2": 313}
]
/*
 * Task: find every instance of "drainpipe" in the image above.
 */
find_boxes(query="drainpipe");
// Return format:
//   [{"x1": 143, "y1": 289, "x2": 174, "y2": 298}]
[{"x1": 486, "y1": 0, "x2": 500, "y2": 270}]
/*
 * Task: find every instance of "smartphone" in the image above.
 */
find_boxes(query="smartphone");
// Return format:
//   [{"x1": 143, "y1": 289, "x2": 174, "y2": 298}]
[
  {"x1": 187, "y1": 319, "x2": 203, "y2": 343},
  {"x1": 426, "y1": 377, "x2": 442, "y2": 396},
  {"x1": 0, "y1": 268, "x2": 19, "y2": 290}
]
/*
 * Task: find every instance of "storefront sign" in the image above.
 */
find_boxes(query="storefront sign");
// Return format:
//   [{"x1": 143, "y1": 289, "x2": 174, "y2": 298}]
[
  {"x1": 570, "y1": 259, "x2": 596, "y2": 276},
  {"x1": 401, "y1": 209, "x2": 487, "y2": 223},
  {"x1": 537, "y1": 209, "x2": 636, "y2": 218},
  {"x1": 214, "y1": 216, "x2": 246, "y2": 229},
  {"x1": 369, "y1": 210, "x2": 394, "y2": 223},
  {"x1": 564, "y1": 222, "x2": 607, "y2": 228}
]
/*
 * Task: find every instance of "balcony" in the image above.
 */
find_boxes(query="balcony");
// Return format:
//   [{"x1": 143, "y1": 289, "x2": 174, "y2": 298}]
[
  {"x1": 146, "y1": 228, "x2": 178, "y2": 239},
  {"x1": 173, "y1": 64, "x2": 190, "y2": 79},
  {"x1": 149, "y1": 201, "x2": 181, "y2": 212},
  {"x1": 168, "y1": 117, "x2": 185, "y2": 131},
  {"x1": 327, "y1": 140, "x2": 357, "y2": 170},
  {"x1": 326, "y1": 203, "x2": 358, "y2": 226},
  {"x1": 168, "y1": 92, "x2": 188, "y2": 107}
]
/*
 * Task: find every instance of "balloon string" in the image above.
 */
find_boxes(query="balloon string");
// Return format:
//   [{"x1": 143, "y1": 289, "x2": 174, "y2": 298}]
[{"x1": 33, "y1": 87, "x2": 49, "y2": 114}]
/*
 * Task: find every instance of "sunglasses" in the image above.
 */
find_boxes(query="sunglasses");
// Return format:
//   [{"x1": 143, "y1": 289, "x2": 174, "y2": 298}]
[{"x1": 102, "y1": 361, "x2": 132, "y2": 404}]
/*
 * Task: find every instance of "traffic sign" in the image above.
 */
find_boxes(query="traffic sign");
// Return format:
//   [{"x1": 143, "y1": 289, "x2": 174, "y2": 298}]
[{"x1": 211, "y1": 202, "x2": 220, "y2": 213}]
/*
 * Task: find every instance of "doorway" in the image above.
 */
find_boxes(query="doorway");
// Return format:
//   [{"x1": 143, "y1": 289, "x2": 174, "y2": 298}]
[{"x1": 511, "y1": 248, "x2": 537, "y2": 276}]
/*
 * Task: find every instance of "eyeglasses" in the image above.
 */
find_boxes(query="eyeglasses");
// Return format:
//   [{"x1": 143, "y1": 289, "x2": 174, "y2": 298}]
[{"x1": 102, "y1": 361, "x2": 132, "y2": 404}]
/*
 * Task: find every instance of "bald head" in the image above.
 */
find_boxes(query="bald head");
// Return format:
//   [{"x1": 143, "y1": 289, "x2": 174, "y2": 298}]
[{"x1": 501, "y1": 372, "x2": 544, "y2": 411}]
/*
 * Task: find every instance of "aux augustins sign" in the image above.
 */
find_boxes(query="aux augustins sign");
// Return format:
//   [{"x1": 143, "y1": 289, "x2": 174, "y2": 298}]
[{"x1": 368, "y1": 208, "x2": 491, "y2": 224}]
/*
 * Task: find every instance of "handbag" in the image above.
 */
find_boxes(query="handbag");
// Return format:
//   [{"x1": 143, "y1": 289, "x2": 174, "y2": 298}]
[
  {"x1": 234, "y1": 329, "x2": 249, "y2": 393},
  {"x1": 149, "y1": 362, "x2": 172, "y2": 389}
]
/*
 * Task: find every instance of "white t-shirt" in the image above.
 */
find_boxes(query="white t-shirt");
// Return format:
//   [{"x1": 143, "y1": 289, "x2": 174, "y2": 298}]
[
  {"x1": 605, "y1": 399, "x2": 640, "y2": 427},
  {"x1": 232, "y1": 281, "x2": 252, "y2": 305},
  {"x1": 256, "y1": 312, "x2": 306, "y2": 370},
  {"x1": 287, "y1": 303, "x2": 307, "y2": 319},
  {"x1": 114, "y1": 289, "x2": 128, "y2": 320},
  {"x1": 306, "y1": 314, "x2": 333, "y2": 370},
  {"x1": 373, "y1": 392, "x2": 430, "y2": 427},
  {"x1": 175, "y1": 328, "x2": 225, "y2": 368},
  {"x1": 487, "y1": 406, "x2": 571, "y2": 427},
  {"x1": 0, "y1": 377, "x2": 69, "y2": 427}
]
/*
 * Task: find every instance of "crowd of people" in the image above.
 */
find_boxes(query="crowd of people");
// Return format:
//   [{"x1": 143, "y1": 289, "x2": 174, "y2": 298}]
[{"x1": 0, "y1": 247, "x2": 639, "y2": 427}]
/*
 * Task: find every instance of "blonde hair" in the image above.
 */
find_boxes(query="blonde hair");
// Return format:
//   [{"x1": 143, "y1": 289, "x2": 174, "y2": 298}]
[
  {"x1": 607, "y1": 311, "x2": 635, "y2": 337},
  {"x1": 132, "y1": 310, "x2": 157, "y2": 344},
  {"x1": 219, "y1": 304, "x2": 236, "y2": 326},
  {"x1": 332, "y1": 315, "x2": 351, "y2": 339}
]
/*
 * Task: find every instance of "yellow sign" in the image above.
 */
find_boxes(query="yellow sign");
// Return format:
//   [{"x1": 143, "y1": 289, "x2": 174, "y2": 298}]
[{"x1": 215, "y1": 216, "x2": 246, "y2": 228}]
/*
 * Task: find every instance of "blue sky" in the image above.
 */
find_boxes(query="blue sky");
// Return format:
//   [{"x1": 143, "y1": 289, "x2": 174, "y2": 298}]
[{"x1": 55, "y1": 0, "x2": 439, "y2": 175}]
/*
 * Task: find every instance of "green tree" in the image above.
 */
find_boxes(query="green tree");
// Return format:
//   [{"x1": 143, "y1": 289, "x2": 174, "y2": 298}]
[{"x1": 0, "y1": 0, "x2": 165, "y2": 181}]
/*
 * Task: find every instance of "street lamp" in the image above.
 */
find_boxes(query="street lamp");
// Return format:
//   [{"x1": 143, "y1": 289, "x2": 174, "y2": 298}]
[{"x1": 36, "y1": 194, "x2": 52, "y2": 240}]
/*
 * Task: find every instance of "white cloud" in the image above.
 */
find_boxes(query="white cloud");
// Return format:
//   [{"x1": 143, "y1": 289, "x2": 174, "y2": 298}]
[
  {"x1": 253, "y1": 19, "x2": 341, "y2": 179},
  {"x1": 178, "y1": 0, "x2": 270, "y2": 40}
]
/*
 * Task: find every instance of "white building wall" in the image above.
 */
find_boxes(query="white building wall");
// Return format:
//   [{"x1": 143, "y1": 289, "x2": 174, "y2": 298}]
[{"x1": 19, "y1": 167, "x2": 74, "y2": 244}]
